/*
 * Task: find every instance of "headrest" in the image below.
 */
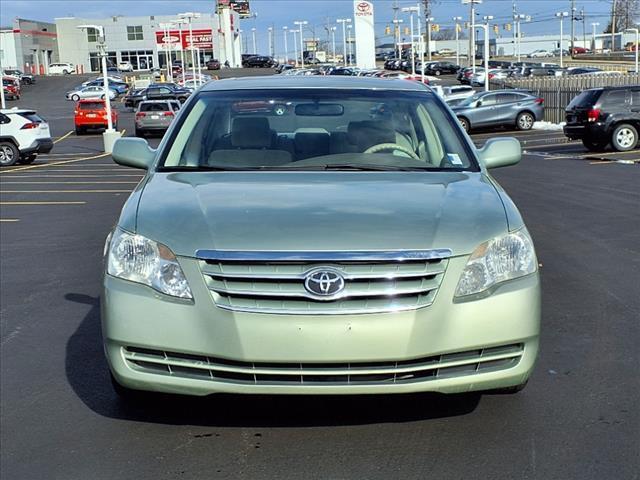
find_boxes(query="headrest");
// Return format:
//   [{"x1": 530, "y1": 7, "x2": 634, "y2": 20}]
[
  {"x1": 294, "y1": 128, "x2": 330, "y2": 157},
  {"x1": 231, "y1": 117, "x2": 272, "y2": 148},
  {"x1": 347, "y1": 120, "x2": 395, "y2": 149}
]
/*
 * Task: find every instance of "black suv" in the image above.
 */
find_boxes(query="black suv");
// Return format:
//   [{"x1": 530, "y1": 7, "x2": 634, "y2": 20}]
[
  {"x1": 124, "y1": 83, "x2": 190, "y2": 109},
  {"x1": 242, "y1": 56, "x2": 276, "y2": 68},
  {"x1": 564, "y1": 86, "x2": 640, "y2": 152}
]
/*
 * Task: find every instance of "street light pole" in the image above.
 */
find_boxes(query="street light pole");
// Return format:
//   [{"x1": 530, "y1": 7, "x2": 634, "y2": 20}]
[
  {"x1": 268, "y1": 27, "x2": 273, "y2": 57},
  {"x1": 427, "y1": 17, "x2": 434, "y2": 65},
  {"x1": 591, "y1": 22, "x2": 600, "y2": 51},
  {"x1": 347, "y1": 25, "x2": 353, "y2": 66},
  {"x1": 626, "y1": 28, "x2": 639, "y2": 73},
  {"x1": 294, "y1": 20, "x2": 308, "y2": 67},
  {"x1": 556, "y1": 11, "x2": 569, "y2": 69},
  {"x1": 482, "y1": 16, "x2": 493, "y2": 92},
  {"x1": 337, "y1": 18, "x2": 351, "y2": 66},
  {"x1": 76, "y1": 24, "x2": 120, "y2": 152},
  {"x1": 251, "y1": 28, "x2": 257, "y2": 54},
  {"x1": 330, "y1": 26, "x2": 337, "y2": 62},
  {"x1": 283, "y1": 26, "x2": 289, "y2": 64},
  {"x1": 291, "y1": 29, "x2": 299, "y2": 67},
  {"x1": 453, "y1": 16, "x2": 462, "y2": 66},
  {"x1": 178, "y1": 12, "x2": 201, "y2": 86},
  {"x1": 402, "y1": 6, "x2": 420, "y2": 75}
]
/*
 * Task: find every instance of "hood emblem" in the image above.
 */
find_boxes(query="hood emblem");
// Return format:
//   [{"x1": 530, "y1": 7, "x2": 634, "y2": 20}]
[{"x1": 304, "y1": 269, "x2": 345, "y2": 298}]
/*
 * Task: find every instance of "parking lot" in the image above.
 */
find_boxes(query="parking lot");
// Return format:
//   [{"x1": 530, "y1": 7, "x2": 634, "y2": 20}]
[{"x1": 1, "y1": 73, "x2": 639, "y2": 480}]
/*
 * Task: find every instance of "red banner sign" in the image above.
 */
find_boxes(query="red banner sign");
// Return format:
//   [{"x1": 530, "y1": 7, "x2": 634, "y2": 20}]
[{"x1": 155, "y1": 29, "x2": 213, "y2": 49}]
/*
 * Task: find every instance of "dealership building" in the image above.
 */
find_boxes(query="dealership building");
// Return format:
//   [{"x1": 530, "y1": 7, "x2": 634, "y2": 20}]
[
  {"x1": 0, "y1": 18, "x2": 59, "y2": 72},
  {"x1": 54, "y1": 9, "x2": 243, "y2": 72}
]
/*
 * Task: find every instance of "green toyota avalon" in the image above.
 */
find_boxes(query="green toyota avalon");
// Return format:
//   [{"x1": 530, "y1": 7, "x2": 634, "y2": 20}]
[{"x1": 103, "y1": 76, "x2": 540, "y2": 398}]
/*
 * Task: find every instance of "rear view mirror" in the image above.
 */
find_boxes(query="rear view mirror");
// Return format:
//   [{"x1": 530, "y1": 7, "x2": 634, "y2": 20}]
[
  {"x1": 295, "y1": 103, "x2": 344, "y2": 116},
  {"x1": 478, "y1": 137, "x2": 521, "y2": 169},
  {"x1": 112, "y1": 138, "x2": 156, "y2": 170}
]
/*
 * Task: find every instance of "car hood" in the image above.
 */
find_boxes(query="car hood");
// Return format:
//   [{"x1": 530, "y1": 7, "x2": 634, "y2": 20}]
[{"x1": 133, "y1": 172, "x2": 509, "y2": 258}]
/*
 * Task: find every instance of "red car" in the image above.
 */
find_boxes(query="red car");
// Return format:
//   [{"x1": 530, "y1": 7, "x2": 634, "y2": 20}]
[
  {"x1": 572, "y1": 46, "x2": 589, "y2": 55},
  {"x1": 2, "y1": 78, "x2": 20, "y2": 100},
  {"x1": 74, "y1": 99, "x2": 118, "y2": 134}
]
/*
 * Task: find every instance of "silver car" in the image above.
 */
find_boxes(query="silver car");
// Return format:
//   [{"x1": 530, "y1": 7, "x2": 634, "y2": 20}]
[
  {"x1": 66, "y1": 85, "x2": 117, "y2": 101},
  {"x1": 134, "y1": 100, "x2": 181, "y2": 137},
  {"x1": 452, "y1": 90, "x2": 545, "y2": 132}
]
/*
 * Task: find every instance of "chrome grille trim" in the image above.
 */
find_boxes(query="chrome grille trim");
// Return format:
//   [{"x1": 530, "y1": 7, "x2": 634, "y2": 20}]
[
  {"x1": 196, "y1": 250, "x2": 451, "y2": 315},
  {"x1": 123, "y1": 343, "x2": 524, "y2": 385},
  {"x1": 195, "y1": 249, "x2": 453, "y2": 263}
]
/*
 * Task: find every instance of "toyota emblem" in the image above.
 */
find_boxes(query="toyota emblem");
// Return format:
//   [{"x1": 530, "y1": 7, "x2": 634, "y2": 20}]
[
  {"x1": 357, "y1": 2, "x2": 371, "y2": 13},
  {"x1": 304, "y1": 269, "x2": 345, "y2": 298}
]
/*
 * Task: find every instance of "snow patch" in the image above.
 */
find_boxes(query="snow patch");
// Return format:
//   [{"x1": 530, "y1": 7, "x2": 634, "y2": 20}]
[{"x1": 532, "y1": 121, "x2": 565, "y2": 131}]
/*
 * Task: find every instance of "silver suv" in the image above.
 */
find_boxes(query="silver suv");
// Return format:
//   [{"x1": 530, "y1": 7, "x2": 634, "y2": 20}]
[{"x1": 134, "y1": 100, "x2": 181, "y2": 137}]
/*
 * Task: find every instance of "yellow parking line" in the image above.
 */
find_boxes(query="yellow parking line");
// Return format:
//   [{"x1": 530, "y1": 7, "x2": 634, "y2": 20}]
[
  {"x1": 0, "y1": 181, "x2": 140, "y2": 184},
  {"x1": 1, "y1": 190, "x2": 131, "y2": 193},
  {"x1": 0, "y1": 218, "x2": 20, "y2": 222},
  {"x1": 121, "y1": 129, "x2": 126, "y2": 135},
  {"x1": 0, "y1": 153, "x2": 111, "y2": 174},
  {"x1": 53, "y1": 130, "x2": 73, "y2": 144},
  {"x1": 0, "y1": 201, "x2": 86, "y2": 205}
]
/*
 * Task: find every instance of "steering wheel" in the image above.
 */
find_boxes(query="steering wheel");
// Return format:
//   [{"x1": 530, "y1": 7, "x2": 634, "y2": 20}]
[{"x1": 363, "y1": 143, "x2": 420, "y2": 160}]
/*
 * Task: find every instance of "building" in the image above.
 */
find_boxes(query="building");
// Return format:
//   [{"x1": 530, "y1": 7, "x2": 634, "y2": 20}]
[
  {"x1": 54, "y1": 10, "x2": 242, "y2": 73},
  {"x1": 0, "y1": 18, "x2": 58, "y2": 73}
]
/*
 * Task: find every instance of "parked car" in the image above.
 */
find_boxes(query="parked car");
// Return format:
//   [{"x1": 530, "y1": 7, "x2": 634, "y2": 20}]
[
  {"x1": 49, "y1": 62, "x2": 75, "y2": 75},
  {"x1": 276, "y1": 64, "x2": 294, "y2": 74},
  {"x1": 123, "y1": 83, "x2": 190, "y2": 109},
  {"x1": 74, "y1": 99, "x2": 118, "y2": 135},
  {"x1": 106, "y1": 76, "x2": 540, "y2": 400},
  {"x1": 206, "y1": 59, "x2": 221, "y2": 70},
  {"x1": 424, "y1": 61, "x2": 460, "y2": 76},
  {"x1": 452, "y1": 90, "x2": 544, "y2": 132},
  {"x1": 66, "y1": 85, "x2": 117, "y2": 101},
  {"x1": 528, "y1": 50, "x2": 553, "y2": 58},
  {"x1": 564, "y1": 86, "x2": 640, "y2": 152},
  {"x1": 134, "y1": 100, "x2": 181, "y2": 137},
  {"x1": 2, "y1": 78, "x2": 21, "y2": 100},
  {"x1": 571, "y1": 46, "x2": 590, "y2": 55},
  {"x1": 0, "y1": 109, "x2": 53, "y2": 166},
  {"x1": 435, "y1": 48, "x2": 456, "y2": 57},
  {"x1": 566, "y1": 67, "x2": 602, "y2": 75},
  {"x1": 117, "y1": 61, "x2": 134, "y2": 72},
  {"x1": 440, "y1": 85, "x2": 475, "y2": 104},
  {"x1": 3, "y1": 69, "x2": 35, "y2": 84},
  {"x1": 81, "y1": 79, "x2": 129, "y2": 95},
  {"x1": 328, "y1": 67, "x2": 356, "y2": 76},
  {"x1": 242, "y1": 56, "x2": 277, "y2": 68},
  {"x1": 384, "y1": 58, "x2": 402, "y2": 70}
]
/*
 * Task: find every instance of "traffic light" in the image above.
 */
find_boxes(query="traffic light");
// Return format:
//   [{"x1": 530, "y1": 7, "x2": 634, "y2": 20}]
[
  {"x1": 404, "y1": 26, "x2": 410, "y2": 35},
  {"x1": 505, "y1": 23, "x2": 512, "y2": 31},
  {"x1": 385, "y1": 25, "x2": 391, "y2": 35},
  {"x1": 456, "y1": 24, "x2": 462, "y2": 33},
  {"x1": 493, "y1": 24, "x2": 499, "y2": 34}
]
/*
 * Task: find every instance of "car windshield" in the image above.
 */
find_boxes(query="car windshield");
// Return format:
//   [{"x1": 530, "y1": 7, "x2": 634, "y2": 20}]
[
  {"x1": 159, "y1": 89, "x2": 477, "y2": 171},
  {"x1": 79, "y1": 102, "x2": 104, "y2": 110}
]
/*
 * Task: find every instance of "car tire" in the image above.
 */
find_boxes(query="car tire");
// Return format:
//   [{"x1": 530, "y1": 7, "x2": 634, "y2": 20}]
[
  {"x1": 582, "y1": 139, "x2": 608, "y2": 152},
  {"x1": 0, "y1": 141, "x2": 19, "y2": 167},
  {"x1": 611, "y1": 123, "x2": 638, "y2": 152},
  {"x1": 101, "y1": 94, "x2": 106, "y2": 100},
  {"x1": 63, "y1": 70, "x2": 69, "y2": 75},
  {"x1": 135, "y1": 128, "x2": 144, "y2": 137},
  {"x1": 516, "y1": 112, "x2": 535, "y2": 131},
  {"x1": 19, "y1": 154, "x2": 37, "y2": 164},
  {"x1": 71, "y1": 94, "x2": 80, "y2": 102},
  {"x1": 458, "y1": 117, "x2": 470, "y2": 132},
  {"x1": 75, "y1": 126, "x2": 84, "y2": 135}
]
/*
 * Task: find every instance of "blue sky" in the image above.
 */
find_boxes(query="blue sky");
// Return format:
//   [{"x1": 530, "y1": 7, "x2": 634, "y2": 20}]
[{"x1": 1, "y1": 0, "x2": 618, "y2": 48}]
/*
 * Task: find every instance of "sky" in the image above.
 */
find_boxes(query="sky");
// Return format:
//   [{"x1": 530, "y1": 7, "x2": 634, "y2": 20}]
[{"x1": 1, "y1": 0, "x2": 621, "y2": 49}]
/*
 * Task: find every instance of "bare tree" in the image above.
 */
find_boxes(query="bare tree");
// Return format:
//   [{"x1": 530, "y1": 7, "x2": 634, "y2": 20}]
[{"x1": 604, "y1": 0, "x2": 640, "y2": 32}]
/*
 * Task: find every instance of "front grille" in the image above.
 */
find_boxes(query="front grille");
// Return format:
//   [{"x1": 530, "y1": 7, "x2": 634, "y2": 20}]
[
  {"x1": 196, "y1": 250, "x2": 451, "y2": 315},
  {"x1": 123, "y1": 343, "x2": 524, "y2": 386}
]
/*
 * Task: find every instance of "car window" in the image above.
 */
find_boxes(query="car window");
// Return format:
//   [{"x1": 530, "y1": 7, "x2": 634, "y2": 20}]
[
  {"x1": 601, "y1": 90, "x2": 629, "y2": 107},
  {"x1": 632, "y1": 90, "x2": 640, "y2": 106},
  {"x1": 567, "y1": 90, "x2": 601, "y2": 109},
  {"x1": 160, "y1": 89, "x2": 477, "y2": 171},
  {"x1": 0, "y1": 113, "x2": 10, "y2": 124},
  {"x1": 19, "y1": 112, "x2": 44, "y2": 123},
  {"x1": 479, "y1": 94, "x2": 498, "y2": 106},
  {"x1": 79, "y1": 102, "x2": 104, "y2": 110},
  {"x1": 140, "y1": 103, "x2": 171, "y2": 112}
]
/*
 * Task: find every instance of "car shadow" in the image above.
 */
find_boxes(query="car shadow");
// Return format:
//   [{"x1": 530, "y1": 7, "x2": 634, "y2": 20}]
[{"x1": 65, "y1": 293, "x2": 481, "y2": 427}]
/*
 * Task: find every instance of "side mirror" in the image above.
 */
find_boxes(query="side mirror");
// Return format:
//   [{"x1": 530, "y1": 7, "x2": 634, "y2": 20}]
[
  {"x1": 112, "y1": 138, "x2": 155, "y2": 170},
  {"x1": 478, "y1": 137, "x2": 521, "y2": 169}
]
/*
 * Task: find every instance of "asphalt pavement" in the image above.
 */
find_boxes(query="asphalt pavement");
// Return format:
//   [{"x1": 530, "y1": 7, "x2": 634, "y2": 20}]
[{"x1": 1, "y1": 73, "x2": 639, "y2": 480}]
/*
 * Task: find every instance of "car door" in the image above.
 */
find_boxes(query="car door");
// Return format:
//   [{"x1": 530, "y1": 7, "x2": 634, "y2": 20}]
[
  {"x1": 468, "y1": 94, "x2": 499, "y2": 127},
  {"x1": 631, "y1": 89, "x2": 640, "y2": 118},
  {"x1": 491, "y1": 93, "x2": 519, "y2": 125}
]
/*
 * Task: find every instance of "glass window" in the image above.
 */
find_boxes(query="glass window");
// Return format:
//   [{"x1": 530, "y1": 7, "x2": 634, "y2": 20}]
[
  {"x1": 496, "y1": 93, "x2": 516, "y2": 104},
  {"x1": 140, "y1": 102, "x2": 171, "y2": 112},
  {"x1": 127, "y1": 26, "x2": 144, "y2": 41},
  {"x1": 87, "y1": 27, "x2": 101, "y2": 43},
  {"x1": 631, "y1": 90, "x2": 640, "y2": 106},
  {"x1": 160, "y1": 89, "x2": 478, "y2": 171},
  {"x1": 602, "y1": 90, "x2": 629, "y2": 107}
]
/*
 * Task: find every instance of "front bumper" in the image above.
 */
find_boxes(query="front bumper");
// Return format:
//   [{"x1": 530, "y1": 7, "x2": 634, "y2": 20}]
[{"x1": 102, "y1": 256, "x2": 541, "y2": 396}]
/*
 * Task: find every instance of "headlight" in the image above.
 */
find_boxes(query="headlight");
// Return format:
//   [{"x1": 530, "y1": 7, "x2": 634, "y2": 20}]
[
  {"x1": 455, "y1": 229, "x2": 537, "y2": 298},
  {"x1": 106, "y1": 229, "x2": 193, "y2": 299}
]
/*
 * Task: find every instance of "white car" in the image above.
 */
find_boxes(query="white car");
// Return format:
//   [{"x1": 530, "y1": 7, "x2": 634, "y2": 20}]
[
  {"x1": 48, "y1": 62, "x2": 75, "y2": 75},
  {"x1": 117, "y1": 62, "x2": 134, "y2": 72},
  {"x1": 66, "y1": 85, "x2": 117, "y2": 101},
  {"x1": 528, "y1": 50, "x2": 553, "y2": 58},
  {"x1": 0, "y1": 108, "x2": 53, "y2": 166}
]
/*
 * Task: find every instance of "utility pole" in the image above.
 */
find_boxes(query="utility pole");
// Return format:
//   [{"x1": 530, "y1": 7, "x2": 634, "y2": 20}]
[
  {"x1": 611, "y1": 0, "x2": 617, "y2": 52},
  {"x1": 570, "y1": 0, "x2": 576, "y2": 57},
  {"x1": 581, "y1": 7, "x2": 586, "y2": 50},
  {"x1": 512, "y1": 2, "x2": 517, "y2": 57},
  {"x1": 465, "y1": 0, "x2": 482, "y2": 71},
  {"x1": 423, "y1": 0, "x2": 432, "y2": 61}
]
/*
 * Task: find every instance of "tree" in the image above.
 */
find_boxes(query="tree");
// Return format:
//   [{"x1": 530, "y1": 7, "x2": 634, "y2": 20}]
[{"x1": 604, "y1": 0, "x2": 640, "y2": 33}]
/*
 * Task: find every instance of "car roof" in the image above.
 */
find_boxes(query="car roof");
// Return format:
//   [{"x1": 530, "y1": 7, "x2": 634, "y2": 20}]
[
  {"x1": 0, "y1": 108, "x2": 35, "y2": 114},
  {"x1": 139, "y1": 99, "x2": 176, "y2": 103},
  {"x1": 200, "y1": 75, "x2": 431, "y2": 92}
]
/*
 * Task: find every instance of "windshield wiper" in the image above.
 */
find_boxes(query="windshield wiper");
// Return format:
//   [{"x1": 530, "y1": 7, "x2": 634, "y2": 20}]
[
  {"x1": 158, "y1": 165, "x2": 256, "y2": 172},
  {"x1": 262, "y1": 163, "x2": 432, "y2": 172}
]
